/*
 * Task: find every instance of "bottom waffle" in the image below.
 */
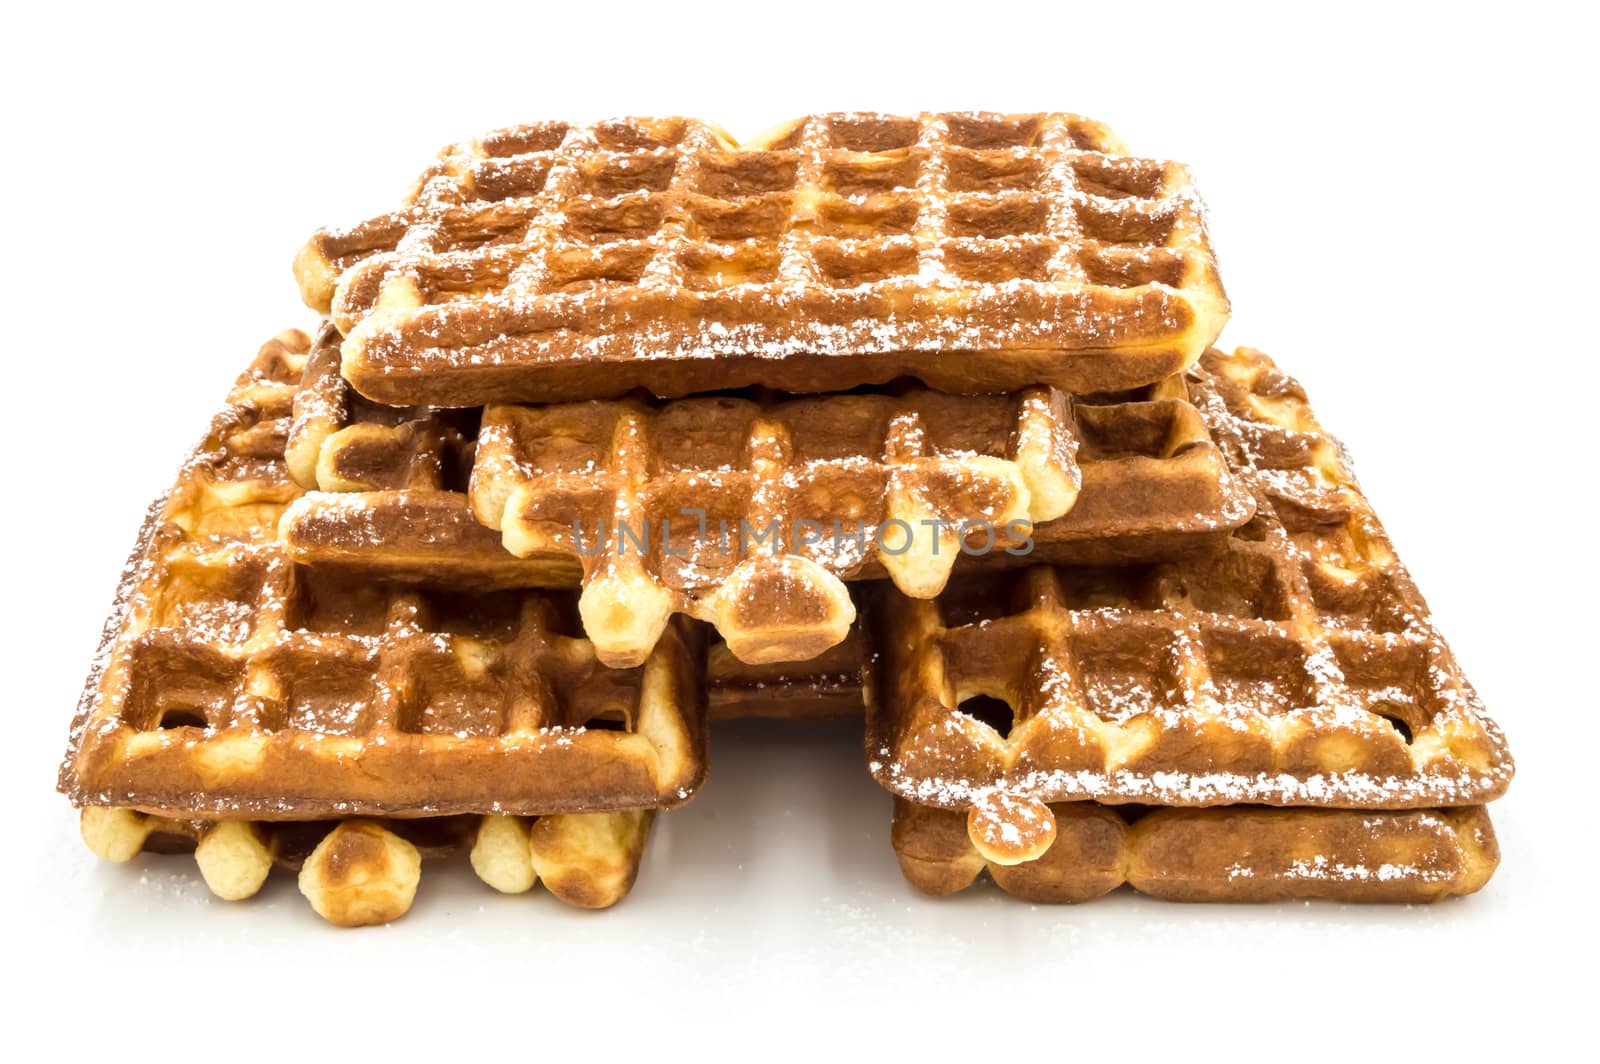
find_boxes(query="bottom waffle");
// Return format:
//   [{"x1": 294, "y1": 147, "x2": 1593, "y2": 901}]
[
  {"x1": 891, "y1": 799, "x2": 1498, "y2": 904},
  {"x1": 79, "y1": 806, "x2": 654, "y2": 926},
  {"x1": 59, "y1": 331, "x2": 703, "y2": 927},
  {"x1": 75, "y1": 635, "x2": 825, "y2": 926},
  {"x1": 718, "y1": 632, "x2": 1503, "y2": 904},
  {"x1": 71, "y1": 630, "x2": 818, "y2": 927}
]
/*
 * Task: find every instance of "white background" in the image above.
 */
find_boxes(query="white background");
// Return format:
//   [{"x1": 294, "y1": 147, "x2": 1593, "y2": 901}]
[{"x1": 3, "y1": 1, "x2": 1593, "y2": 1057}]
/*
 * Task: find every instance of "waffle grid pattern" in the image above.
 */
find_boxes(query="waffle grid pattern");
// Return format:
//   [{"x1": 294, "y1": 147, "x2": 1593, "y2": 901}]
[
  {"x1": 296, "y1": 112, "x2": 1228, "y2": 406},
  {"x1": 471, "y1": 382, "x2": 1079, "y2": 666},
  {"x1": 280, "y1": 324, "x2": 1249, "y2": 664},
  {"x1": 866, "y1": 348, "x2": 1513, "y2": 813},
  {"x1": 61, "y1": 332, "x2": 707, "y2": 819}
]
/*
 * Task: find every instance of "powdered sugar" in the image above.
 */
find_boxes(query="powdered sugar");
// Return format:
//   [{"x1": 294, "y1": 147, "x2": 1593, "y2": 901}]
[{"x1": 297, "y1": 112, "x2": 1227, "y2": 407}]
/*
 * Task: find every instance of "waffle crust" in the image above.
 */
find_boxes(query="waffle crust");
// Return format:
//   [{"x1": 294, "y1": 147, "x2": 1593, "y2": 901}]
[{"x1": 891, "y1": 800, "x2": 1498, "y2": 904}]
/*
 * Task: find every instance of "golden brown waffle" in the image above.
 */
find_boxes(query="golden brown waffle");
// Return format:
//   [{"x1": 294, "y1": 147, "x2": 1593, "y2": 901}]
[
  {"x1": 891, "y1": 800, "x2": 1499, "y2": 904},
  {"x1": 704, "y1": 636, "x2": 1502, "y2": 903},
  {"x1": 280, "y1": 326, "x2": 1251, "y2": 666},
  {"x1": 295, "y1": 112, "x2": 1229, "y2": 407},
  {"x1": 471, "y1": 384, "x2": 1081, "y2": 667},
  {"x1": 865, "y1": 347, "x2": 1514, "y2": 851},
  {"x1": 705, "y1": 642, "x2": 1502, "y2": 904},
  {"x1": 79, "y1": 806, "x2": 654, "y2": 925},
  {"x1": 59, "y1": 331, "x2": 708, "y2": 822}
]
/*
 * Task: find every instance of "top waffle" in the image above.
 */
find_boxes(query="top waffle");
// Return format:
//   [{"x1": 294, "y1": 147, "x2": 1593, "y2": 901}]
[{"x1": 296, "y1": 112, "x2": 1230, "y2": 407}]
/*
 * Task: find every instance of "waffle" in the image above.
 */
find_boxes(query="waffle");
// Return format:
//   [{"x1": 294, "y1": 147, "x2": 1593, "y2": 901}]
[
  {"x1": 59, "y1": 330, "x2": 709, "y2": 823},
  {"x1": 295, "y1": 112, "x2": 1229, "y2": 407},
  {"x1": 865, "y1": 347, "x2": 1515, "y2": 853},
  {"x1": 703, "y1": 633, "x2": 1502, "y2": 902},
  {"x1": 471, "y1": 384, "x2": 1082, "y2": 667},
  {"x1": 281, "y1": 326, "x2": 1251, "y2": 666},
  {"x1": 890, "y1": 799, "x2": 1499, "y2": 904}
]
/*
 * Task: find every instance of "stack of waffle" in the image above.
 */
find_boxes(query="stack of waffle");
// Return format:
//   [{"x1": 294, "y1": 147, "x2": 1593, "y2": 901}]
[{"x1": 59, "y1": 113, "x2": 1512, "y2": 925}]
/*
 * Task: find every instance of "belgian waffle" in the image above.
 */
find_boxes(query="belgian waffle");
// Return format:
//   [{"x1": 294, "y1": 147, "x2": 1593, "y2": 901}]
[
  {"x1": 295, "y1": 112, "x2": 1229, "y2": 407},
  {"x1": 59, "y1": 331, "x2": 709, "y2": 823},
  {"x1": 704, "y1": 638, "x2": 1502, "y2": 903},
  {"x1": 891, "y1": 799, "x2": 1499, "y2": 904},
  {"x1": 73, "y1": 602, "x2": 849, "y2": 929},
  {"x1": 280, "y1": 325, "x2": 1251, "y2": 666},
  {"x1": 865, "y1": 347, "x2": 1514, "y2": 859},
  {"x1": 471, "y1": 383, "x2": 1081, "y2": 667}
]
